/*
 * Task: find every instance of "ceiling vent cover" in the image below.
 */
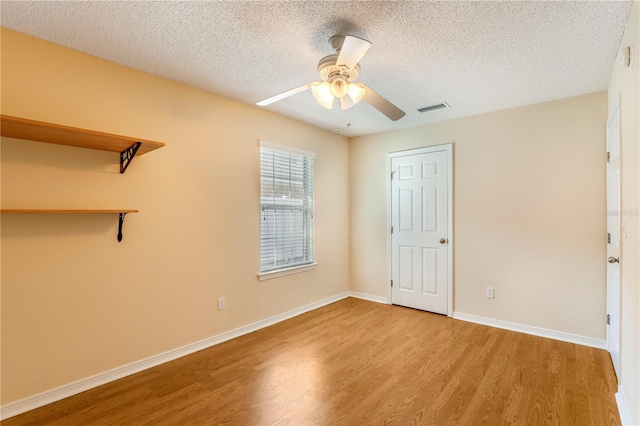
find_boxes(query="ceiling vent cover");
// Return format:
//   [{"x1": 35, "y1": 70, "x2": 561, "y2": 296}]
[{"x1": 417, "y1": 103, "x2": 449, "y2": 113}]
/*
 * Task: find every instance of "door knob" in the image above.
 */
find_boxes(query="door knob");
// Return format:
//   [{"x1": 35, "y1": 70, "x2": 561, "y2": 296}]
[
  {"x1": 608, "y1": 256, "x2": 619, "y2": 263},
  {"x1": 439, "y1": 238, "x2": 447, "y2": 244}
]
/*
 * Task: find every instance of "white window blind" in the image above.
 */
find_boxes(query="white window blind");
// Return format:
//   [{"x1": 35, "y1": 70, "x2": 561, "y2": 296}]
[{"x1": 260, "y1": 142, "x2": 315, "y2": 273}]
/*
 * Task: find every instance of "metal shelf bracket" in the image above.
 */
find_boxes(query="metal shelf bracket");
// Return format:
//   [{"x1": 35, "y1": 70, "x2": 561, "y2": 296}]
[
  {"x1": 120, "y1": 142, "x2": 142, "y2": 174},
  {"x1": 118, "y1": 212, "x2": 128, "y2": 242}
]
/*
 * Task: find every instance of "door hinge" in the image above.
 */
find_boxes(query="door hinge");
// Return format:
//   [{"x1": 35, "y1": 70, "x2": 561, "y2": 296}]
[
  {"x1": 391, "y1": 226, "x2": 394, "y2": 234},
  {"x1": 391, "y1": 280, "x2": 394, "y2": 288},
  {"x1": 608, "y1": 233, "x2": 611, "y2": 244},
  {"x1": 391, "y1": 170, "x2": 396, "y2": 180},
  {"x1": 607, "y1": 314, "x2": 610, "y2": 325},
  {"x1": 607, "y1": 152, "x2": 611, "y2": 163}
]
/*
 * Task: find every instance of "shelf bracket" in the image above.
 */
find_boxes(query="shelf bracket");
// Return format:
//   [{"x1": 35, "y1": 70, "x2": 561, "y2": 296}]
[
  {"x1": 120, "y1": 142, "x2": 142, "y2": 174},
  {"x1": 118, "y1": 212, "x2": 128, "y2": 242}
]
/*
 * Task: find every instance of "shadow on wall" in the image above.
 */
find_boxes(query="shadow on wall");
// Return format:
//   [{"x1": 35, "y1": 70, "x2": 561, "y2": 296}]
[
  {"x1": 2, "y1": 138, "x2": 125, "y2": 174},
  {"x1": 1, "y1": 214, "x2": 119, "y2": 240}
]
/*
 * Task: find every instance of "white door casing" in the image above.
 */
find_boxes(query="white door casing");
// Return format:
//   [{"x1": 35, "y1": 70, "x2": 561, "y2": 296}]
[
  {"x1": 606, "y1": 96, "x2": 621, "y2": 378},
  {"x1": 389, "y1": 145, "x2": 453, "y2": 315}
]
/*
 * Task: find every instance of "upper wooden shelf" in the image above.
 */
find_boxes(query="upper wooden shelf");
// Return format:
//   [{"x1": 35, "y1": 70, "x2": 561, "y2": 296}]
[
  {"x1": 1, "y1": 115, "x2": 165, "y2": 173},
  {"x1": 1, "y1": 115, "x2": 164, "y2": 154}
]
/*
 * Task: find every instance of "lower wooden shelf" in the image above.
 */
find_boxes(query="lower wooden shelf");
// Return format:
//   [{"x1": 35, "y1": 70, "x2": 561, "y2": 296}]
[
  {"x1": 1, "y1": 209, "x2": 138, "y2": 214},
  {"x1": 1, "y1": 209, "x2": 138, "y2": 242}
]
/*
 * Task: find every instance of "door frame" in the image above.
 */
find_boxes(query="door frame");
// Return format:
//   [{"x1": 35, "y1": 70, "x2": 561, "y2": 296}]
[
  {"x1": 606, "y1": 93, "x2": 621, "y2": 377},
  {"x1": 387, "y1": 144, "x2": 454, "y2": 316}
]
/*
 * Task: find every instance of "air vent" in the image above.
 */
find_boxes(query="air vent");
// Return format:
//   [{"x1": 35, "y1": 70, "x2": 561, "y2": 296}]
[{"x1": 417, "y1": 103, "x2": 449, "y2": 113}]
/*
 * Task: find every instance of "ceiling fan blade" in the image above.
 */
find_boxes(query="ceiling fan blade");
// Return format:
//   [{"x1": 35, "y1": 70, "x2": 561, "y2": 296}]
[
  {"x1": 336, "y1": 36, "x2": 371, "y2": 70},
  {"x1": 361, "y1": 85, "x2": 406, "y2": 121},
  {"x1": 256, "y1": 82, "x2": 315, "y2": 106}
]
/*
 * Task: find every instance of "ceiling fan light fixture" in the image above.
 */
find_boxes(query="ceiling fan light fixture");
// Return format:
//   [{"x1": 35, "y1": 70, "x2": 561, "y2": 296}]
[
  {"x1": 329, "y1": 76, "x2": 348, "y2": 98},
  {"x1": 312, "y1": 82, "x2": 334, "y2": 109},
  {"x1": 340, "y1": 94, "x2": 355, "y2": 110},
  {"x1": 347, "y1": 83, "x2": 366, "y2": 104}
]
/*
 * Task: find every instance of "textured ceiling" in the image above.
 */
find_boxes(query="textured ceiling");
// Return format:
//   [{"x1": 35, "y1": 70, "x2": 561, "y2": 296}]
[{"x1": 1, "y1": 1, "x2": 633, "y2": 137}]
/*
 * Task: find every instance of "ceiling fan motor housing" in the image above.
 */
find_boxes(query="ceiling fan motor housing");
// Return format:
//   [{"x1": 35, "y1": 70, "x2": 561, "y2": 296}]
[{"x1": 317, "y1": 54, "x2": 360, "y2": 82}]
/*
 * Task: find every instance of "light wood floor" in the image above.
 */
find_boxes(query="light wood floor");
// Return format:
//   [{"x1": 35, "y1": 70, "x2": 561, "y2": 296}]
[{"x1": 3, "y1": 298, "x2": 619, "y2": 425}]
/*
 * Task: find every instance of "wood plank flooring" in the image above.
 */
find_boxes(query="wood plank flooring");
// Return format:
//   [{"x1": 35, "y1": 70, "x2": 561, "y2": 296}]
[{"x1": 2, "y1": 298, "x2": 619, "y2": 425}]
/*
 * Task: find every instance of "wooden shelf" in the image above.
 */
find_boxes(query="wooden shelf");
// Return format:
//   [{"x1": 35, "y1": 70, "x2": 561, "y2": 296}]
[
  {"x1": 1, "y1": 115, "x2": 165, "y2": 173},
  {"x1": 1, "y1": 209, "x2": 138, "y2": 242},
  {"x1": 0, "y1": 115, "x2": 164, "y2": 155},
  {"x1": 1, "y1": 115, "x2": 159, "y2": 241},
  {"x1": 1, "y1": 209, "x2": 138, "y2": 214}
]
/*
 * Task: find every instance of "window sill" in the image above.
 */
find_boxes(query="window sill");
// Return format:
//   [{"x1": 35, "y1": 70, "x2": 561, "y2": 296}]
[{"x1": 258, "y1": 263, "x2": 318, "y2": 281}]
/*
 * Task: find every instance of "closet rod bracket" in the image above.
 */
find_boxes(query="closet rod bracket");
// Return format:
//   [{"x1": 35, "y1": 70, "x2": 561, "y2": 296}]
[{"x1": 120, "y1": 142, "x2": 142, "y2": 174}]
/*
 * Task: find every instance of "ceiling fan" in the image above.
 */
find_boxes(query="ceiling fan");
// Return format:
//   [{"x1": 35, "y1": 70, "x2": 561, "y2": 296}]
[{"x1": 256, "y1": 35, "x2": 406, "y2": 121}]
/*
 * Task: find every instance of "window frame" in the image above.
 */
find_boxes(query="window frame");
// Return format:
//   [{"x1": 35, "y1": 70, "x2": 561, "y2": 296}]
[{"x1": 258, "y1": 140, "x2": 316, "y2": 281}]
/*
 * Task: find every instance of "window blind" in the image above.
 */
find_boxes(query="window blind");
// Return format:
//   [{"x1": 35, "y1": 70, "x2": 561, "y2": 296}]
[{"x1": 260, "y1": 143, "x2": 315, "y2": 272}]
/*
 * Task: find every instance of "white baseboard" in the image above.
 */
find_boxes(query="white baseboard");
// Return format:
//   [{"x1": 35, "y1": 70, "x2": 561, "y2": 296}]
[
  {"x1": 0, "y1": 291, "x2": 350, "y2": 420},
  {"x1": 452, "y1": 312, "x2": 607, "y2": 350},
  {"x1": 349, "y1": 291, "x2": 389, "y2": 304},
  {"x1": 616, "y1": 387, "x2": 633, "y2": 425}
]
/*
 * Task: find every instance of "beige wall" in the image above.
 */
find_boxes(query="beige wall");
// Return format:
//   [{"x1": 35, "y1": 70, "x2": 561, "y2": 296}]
[
  {"x1": 0, "y1": 28, "x2": 350, "y2": 404},
  {"x1": 608, "y1": 1, "x2": 640, "y2": 423},
  {"x1": 350, "y1": 93, "x2": 607, "y2": 340}
]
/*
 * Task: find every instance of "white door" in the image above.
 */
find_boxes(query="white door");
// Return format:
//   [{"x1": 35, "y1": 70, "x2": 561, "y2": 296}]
[
  {"x1": 606, "y1": 99, "x2": 621, "y2": 377},
  {"x1": 390, "y1": 147, "x2": 450, "y2": 314}
]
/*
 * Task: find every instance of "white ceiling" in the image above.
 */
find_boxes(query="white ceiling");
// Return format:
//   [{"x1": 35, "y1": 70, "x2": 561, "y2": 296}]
[{"x1": 1, "y1": 1, "x2": 633, "y2": 137}]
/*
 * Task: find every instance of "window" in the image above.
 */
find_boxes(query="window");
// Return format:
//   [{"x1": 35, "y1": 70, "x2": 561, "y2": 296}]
[{"x1": 259, "y1": 141, "x2": 315, "y2": 278}]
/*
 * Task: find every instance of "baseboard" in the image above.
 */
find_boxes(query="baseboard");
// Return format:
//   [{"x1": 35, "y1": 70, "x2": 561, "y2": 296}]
[
  {"x1": 616, "y1": 387, "x2": 633, "y2": 425},
  {"x1": 452, "y1": 312, "x2": 607, "y2": 350},
  {"x1": 0, "y1": 291, "x2": 350, "y2": 420},
  {"x1": 349, "y1": 291, "x2": 389, "y2": 304}
]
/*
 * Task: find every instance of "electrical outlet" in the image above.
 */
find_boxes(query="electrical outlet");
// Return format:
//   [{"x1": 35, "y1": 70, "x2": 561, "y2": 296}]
[
  {"x1": 218, "y1": 297, "x2": 226, "y2": 310},
  {"x1": 365, "y1": 270, "x2": 371, "y2": 279},
  {"x1": 486, "y1": 287, "x2": 495, "y2": 299}
]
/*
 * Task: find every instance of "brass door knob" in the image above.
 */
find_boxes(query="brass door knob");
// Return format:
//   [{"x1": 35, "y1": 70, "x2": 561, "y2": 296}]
[
  {"x1": 440, "y1": 238, "x2": 447, "y2": 244},
  {"x1": 608, "y1": 256, "x2": 619, "y2": 263}
]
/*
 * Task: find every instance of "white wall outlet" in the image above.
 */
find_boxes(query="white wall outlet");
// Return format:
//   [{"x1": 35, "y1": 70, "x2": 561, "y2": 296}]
[
  {"x1": 217, "y1": 297, "x2": 226, "y2": 310},
  {"x1": 486, "y1": 287, "x2": 495, "y2": 299},
  {"x1": 365, "y1": 270, "x2": 371, "y2": 279}
]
